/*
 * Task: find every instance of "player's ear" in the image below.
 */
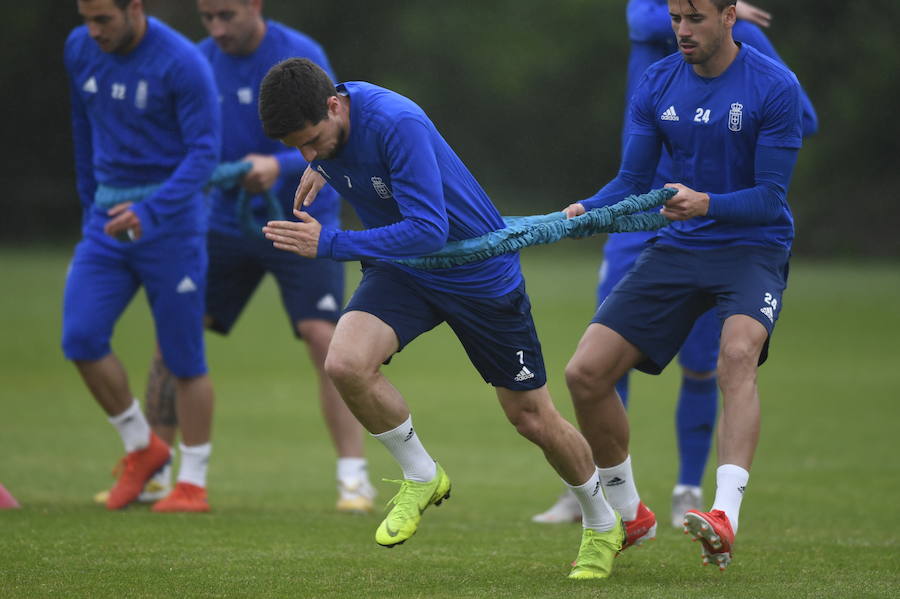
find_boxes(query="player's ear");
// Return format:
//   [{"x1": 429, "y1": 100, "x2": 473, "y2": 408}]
[
  {"x1": 327, "y1": 95, "x2": 341, "y2": 117},
  {"x1": 723, "y1": 3, "x2": 737, "y2": 27}
]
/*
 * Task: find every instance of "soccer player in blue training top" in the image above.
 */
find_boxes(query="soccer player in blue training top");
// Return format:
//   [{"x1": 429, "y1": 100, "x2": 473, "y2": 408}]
[
  {"x1": 110, "y1": 0, "x2": 376, "y2": 514},
  {"x1": 534, "y1": 0, "x2": 818, "y2": 534},
  {"x1": 63, "y1": 0, "x2": 220, "y2": 512},
  {"x1": 561, "y1": 0, "x2": 805, "y2": 571},
  {"x1": 259, "y1": 58, "x2": 625, "y2": 580}
]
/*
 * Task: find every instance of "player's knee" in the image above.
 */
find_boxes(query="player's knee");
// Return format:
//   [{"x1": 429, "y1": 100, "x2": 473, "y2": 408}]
[
  {"x1": 717, "y1": 338, "x2": 760, "y2": 379},
  {"x1": 505, "y1": 405, "x2": 548, "y2": 445},
  {"x1": 323, "y1": 350, "x2": 372, "y2": 388},
  {"x1": 565, "y1": 358, "x2": 612, "y2": 397}
]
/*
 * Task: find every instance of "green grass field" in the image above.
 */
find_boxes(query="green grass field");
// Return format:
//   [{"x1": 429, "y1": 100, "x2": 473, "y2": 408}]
[{"x1": 1, "y1": 243, "x2": 899, "y2": 598}]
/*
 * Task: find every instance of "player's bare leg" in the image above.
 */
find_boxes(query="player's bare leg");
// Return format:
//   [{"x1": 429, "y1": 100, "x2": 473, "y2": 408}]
[
  {"x1": 145, "y1": 350, "x2": 178, "y2": 445},
  {"x1": 325, "y1": 310, "x2": 446, "y2": 546},
  {"x1": 94, "y1": 351, "x2": 176, "y2": 505},
  {"x1": 74, "y1": 354, "x2": 134, "y2": 417},
  {"x1": 324, "y1": 311, "x2": 410, "y2": 433},
  {"x1": 298, "y1": 317, "x2": 374, "y2": 512},
  {"x1": 496, "y1": 385, "x2": 622, "y2": 579},
  {"x1": 565, "y1": 323, "x2": 657, "y2": 550},
  {"x1": 496, "y1": 386, "x2": 595, "y2": 485},
  {"x1": 75, "y1": 354, "x2": 170, "y2": 509},
  {"x1": 715, "y1": 315, "x2": 766, "y2": 470},
  {"x1": 152, "y1": 372, "x2": 214, "y2": 513},
  {"x1": 683, "y1": 314, "x2": 767, "y2": 569},
  {"x1": 565, "y1": 324, "x2": 640, "y2": 468}
]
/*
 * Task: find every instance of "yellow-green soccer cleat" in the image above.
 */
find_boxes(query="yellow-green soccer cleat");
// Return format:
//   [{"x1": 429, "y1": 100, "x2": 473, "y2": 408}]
[
  {"x1": 568, "y1": 514, "x2": 626, "y2": 580},
  {"x1": 375, "y1": 463, "x2": 451, "y2": 548}
]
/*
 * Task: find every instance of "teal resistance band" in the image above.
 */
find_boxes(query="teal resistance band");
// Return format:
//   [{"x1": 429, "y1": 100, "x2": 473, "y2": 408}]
[
  {"x1": 396, "y1": 187, "x2": 675, "y2": 270},
  {"x1": 93, "y1": 161, "x2": 284, "y2": 238}
]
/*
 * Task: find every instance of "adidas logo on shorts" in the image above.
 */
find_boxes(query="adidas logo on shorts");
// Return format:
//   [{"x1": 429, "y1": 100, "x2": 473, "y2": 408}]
[
  {"x1": 514, "y1": 366, "x2": 535, "y2": 382},
  {"x1": 316, "y1": 294, "x2": 339, "y2": 312},
  {"x1": 176, "y1": 276, "x2": 197, "y2": 294},
  {"x1": 760, "y1": 306, "x2": 774, "y2": 322}
]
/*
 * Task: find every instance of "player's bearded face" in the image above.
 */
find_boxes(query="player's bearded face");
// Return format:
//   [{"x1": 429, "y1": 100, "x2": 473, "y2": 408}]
[
  {"x1": 79, "y1": 0, "x2": 137, "y2": 54},
  {"x1": 311, "y1": 121, "x2": 348, "y2": 161},
  {"x1": 198, "y1": 0, "x2": 261, "y2": 55},
  {"x1": 668, "y1": 0, "x2": 728, "y2": 65},
  {"x1": 282, "y1": 115, "x2": 348, "y2": 163}
]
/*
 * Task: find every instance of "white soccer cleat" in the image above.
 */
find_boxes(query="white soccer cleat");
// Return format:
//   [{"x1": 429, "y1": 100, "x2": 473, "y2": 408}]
[
  {"x1": 336, "y1": 477, "x2": 376, "y2": 514},
  {"x1": 531, "y1": 489, "x2": 582, "y2": 523},
  {"x1": 670, "y1": 485, "x2": 703, "y2": 528},
  {"x1": 138, "y1": 465, "x2": 173, "y2": 502}
]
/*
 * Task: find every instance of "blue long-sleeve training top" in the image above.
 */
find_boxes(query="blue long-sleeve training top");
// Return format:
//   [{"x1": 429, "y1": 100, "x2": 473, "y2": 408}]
[
  {"x1": 602, "y1": 0, "x2": 817, "y2": 254},
  {"x1": 582, "y1": 44, "x2": 803, "y2": 250},
  {"x1": 310, "y1": 82, "x2": 522, "y2": 298},
  {"x1": 198, "y1": 20, "x2": 340, "y2": 236},
  {"x1": 65, "y1": 17, "x2": 221, "y2": 240}
]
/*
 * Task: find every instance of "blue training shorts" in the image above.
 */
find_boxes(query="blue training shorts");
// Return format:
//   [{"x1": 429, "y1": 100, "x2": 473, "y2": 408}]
[
  {"x1": 593, "y1": 243, "x2": 789, "y2": 375},
  {"x1": 344, "y1": 263, "x2": 547, "y2": 391},
  {"x1": 205, "y1": 231, "x2": 344, "y2": 336},
  {"x1": 62, "y1": 233, "x2": 208, "y2": 378},
  {"x1": 599, "y1": 245, "x2": 720, "y2": 373}
]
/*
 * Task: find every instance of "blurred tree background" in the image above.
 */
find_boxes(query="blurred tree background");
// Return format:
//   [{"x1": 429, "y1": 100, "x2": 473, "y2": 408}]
[{"x1": 2, "y1": 0, "x2": 897, "y2": 257}]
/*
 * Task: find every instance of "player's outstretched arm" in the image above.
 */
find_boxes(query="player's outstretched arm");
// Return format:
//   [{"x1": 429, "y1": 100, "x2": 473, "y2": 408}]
[
  {"x1": 736, "y1": 1, "x2": 772, "y2": 28},
  {"x1": 293, "y1": 165, "x2": 326, "y2": 211}
]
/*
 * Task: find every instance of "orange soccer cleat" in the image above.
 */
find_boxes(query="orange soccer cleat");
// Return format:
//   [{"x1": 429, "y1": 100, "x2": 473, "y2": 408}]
[
  {"x1": 683, "y1": 509, "x2": 735, "y2": 571},
  {"x1": 105, "y1": 432, "x2": 171, "y2": 510},
  {"x1": 151, "y1": 481, "x2": 210, "y2": 513}
]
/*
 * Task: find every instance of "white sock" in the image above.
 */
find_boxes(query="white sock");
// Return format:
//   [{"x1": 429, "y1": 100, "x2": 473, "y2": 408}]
[
  {"x1": 177, "y1": 442, "x2": 211, "y2": 488},
  {"x1": 711, "y1": 464, "x2": 749, "y2": 533},
  {"x1": 337, "y1": 457, "x2": 369, "y2": 483},
  {"x1": 372, "y1": 416, "x2": 436, "y2": 482},
  {"x1": 673, "y1": 484, "x2": 702, "y2": 497},
  {"x1": 108, "y1": 399, "x2": 150, "y2": 453},
  {"x1": 565, "y1": 468, "x2": 618, "y2": 532},
  {"x1": 597, "y1": 455, "x2": 641, "y2": 521}
]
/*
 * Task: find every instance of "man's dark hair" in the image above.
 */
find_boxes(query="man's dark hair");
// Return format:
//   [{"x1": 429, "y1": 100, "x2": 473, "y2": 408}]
[
  {"x1": 259, "y1": 58, "x2": 338, "y2": 139},
  {"x1": 686, "y1": 0, "x2": 736, "y2": 11}
]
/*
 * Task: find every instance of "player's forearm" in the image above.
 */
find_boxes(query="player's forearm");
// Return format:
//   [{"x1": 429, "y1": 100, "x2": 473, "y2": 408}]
[
  {"x1": 318, "y1": 217, "x2": 449, "y2": 261},
  {"x1": 707, "y1": 146, "x2": 798, "y2": 225},
  {"x1": 137, "y1": 142, "x2": 219, "y2": 225}
]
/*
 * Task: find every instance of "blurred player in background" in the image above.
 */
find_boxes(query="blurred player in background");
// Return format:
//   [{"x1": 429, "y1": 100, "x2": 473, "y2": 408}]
[
  {"x1": 63, "y1": 0, "x2": 220, "y2": 512},
  {"x1": 260, "y1": 58, "x2": 625, "y2": 580},
  {"x1": 94, "y1": 0, "x2": 376, "y2": 513},
  {"x1": 534, "y1": 0, "x2": 817, "y2": 533},
  {"x1": 562, "y1": 0, "x2": 808, "y2": 570}
]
